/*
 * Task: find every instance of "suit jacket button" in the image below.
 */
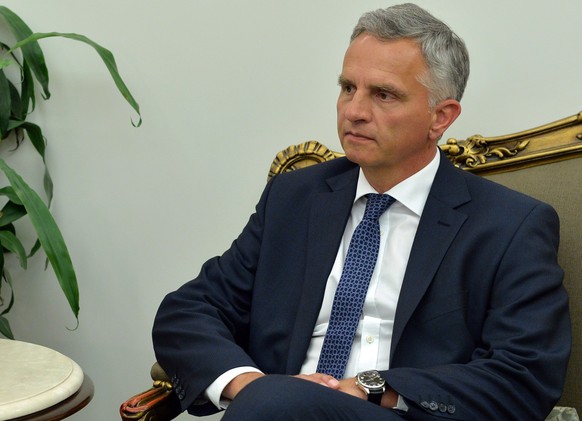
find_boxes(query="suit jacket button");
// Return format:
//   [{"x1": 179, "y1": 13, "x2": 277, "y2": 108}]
[
  {"x1": 448, "y1": 405, "x2": 456, "y2": 414},
  {"x1": 429, "y1": 401, "x2": 438, "y2": 411},
  {"x1": 439, "y1": 403, "x2": 447, "y2": 412},
  {"x1": 420, "y1": 401, "x2": 430, "y2": 409}
]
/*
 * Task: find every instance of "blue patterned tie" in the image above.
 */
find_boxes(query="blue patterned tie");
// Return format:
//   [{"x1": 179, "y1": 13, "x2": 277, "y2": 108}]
[{"x1": 316, "y1": 193, "x2": 395, "y2": 379}]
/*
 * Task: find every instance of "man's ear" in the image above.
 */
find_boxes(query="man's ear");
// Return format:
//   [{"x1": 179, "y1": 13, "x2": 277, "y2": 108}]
[{"x1": 429, "y1": 99, "x2": 462, "y2": 142}]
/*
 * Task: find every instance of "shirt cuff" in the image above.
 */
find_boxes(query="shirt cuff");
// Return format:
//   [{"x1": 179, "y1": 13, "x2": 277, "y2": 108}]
[
  {"x1": 393, "y1": 394, "x2": 409, "y2": 411},
  {"x1": 204, "y1": 366, "x2": 264, "y2": 410}
]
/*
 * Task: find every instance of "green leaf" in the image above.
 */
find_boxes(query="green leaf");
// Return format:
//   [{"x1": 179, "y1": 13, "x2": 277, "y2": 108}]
[
  {"x1": 20, "y1": 60, "x2": 35, "y2": 115},
  {"x1": 0, "y1": 315, "x2": 14, "y2": 339},
  {"x1": 0, "y1": 244, "x2": 4, "y2": 287},
  {"x1": 8, "y1": 79, "x2": 22, "y2": 120},
  {"x1": 8, "y1": 120, "x2": 45, "y2": 156},
  {"x1": 0, "y1": 70, "x2": 9, "y2": 138},
  {"x1": 7, "y1": 120, "x2": 52, "y2": 204},
  {"x1": 0, "y1": 269, "x2": 15, "y2": 339},
  {"x1": 0, "y1": 187, "x2": 22, "y2": 205},
  {"x1": 0, "y1": 231, "x2": 27, "y2": 269},
  {"x1": 28, "y1": 239, "x2": 41, "y2": 258},
  {"x1": 0, "y1": 44, "x2": 37, "y2": 117},
  {"x1": 6, "y1": 32, "x2": 141, "y2": 126},
  {"x1": 0, "y1": 201, "x2": 27, "y2": 226},
  {"x1": 0, "y1": 159, "x2": 79, "y2": 319},
  {"x1": 0, "y1": 6, "x2": 50, "y2": 99}
]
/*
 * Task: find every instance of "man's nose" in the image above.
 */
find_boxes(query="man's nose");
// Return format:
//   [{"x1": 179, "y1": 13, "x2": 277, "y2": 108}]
[{"x1": 344, "y1": 93, "x2": 372, "y2": 122}]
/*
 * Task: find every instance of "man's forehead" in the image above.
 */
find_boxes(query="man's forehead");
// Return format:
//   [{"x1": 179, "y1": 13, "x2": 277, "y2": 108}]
[
  {"x1": 344, "y1": 35, "x2": 423, "y2": 61},
  {"x1": 341, "y1": 36, "x2": 426, "y2": 76}
]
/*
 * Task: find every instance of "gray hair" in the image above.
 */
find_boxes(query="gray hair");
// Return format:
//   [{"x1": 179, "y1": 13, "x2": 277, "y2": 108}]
[{"x1": 351, "y1": 3, "x2": 470, "y2": 106}]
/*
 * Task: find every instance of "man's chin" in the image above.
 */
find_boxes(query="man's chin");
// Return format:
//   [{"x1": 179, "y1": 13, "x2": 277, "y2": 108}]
[{"x1": 343, "y1": 148, "x2": 377, "y2": 167}]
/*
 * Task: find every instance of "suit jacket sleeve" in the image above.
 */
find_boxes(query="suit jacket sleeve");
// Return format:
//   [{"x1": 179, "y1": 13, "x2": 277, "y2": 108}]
[
  {"x1": 152, "y1": 178, "x2": 274, "y2": 414},
  {"x1": 151, "y1": 158, "x2": 359, "y2": 416}
]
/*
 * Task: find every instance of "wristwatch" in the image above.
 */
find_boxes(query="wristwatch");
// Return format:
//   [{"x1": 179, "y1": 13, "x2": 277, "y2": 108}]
[{"x1": 355, "y1": 370, "x2": 386, "y2": 405}]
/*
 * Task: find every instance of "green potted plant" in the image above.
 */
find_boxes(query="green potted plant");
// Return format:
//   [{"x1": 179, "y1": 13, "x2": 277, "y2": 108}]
[{"x1": 0, "y1": 5, "x2": 141, "y2": 338}]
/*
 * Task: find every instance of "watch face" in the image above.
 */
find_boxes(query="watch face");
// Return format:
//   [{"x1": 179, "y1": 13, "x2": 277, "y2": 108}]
[{"x1": 358, "y1": 370, "x2": 385, "y2": 387}]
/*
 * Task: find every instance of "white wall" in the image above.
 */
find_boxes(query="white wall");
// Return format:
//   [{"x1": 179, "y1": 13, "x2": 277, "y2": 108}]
[{"x1": 1, "y1": 1, "x2": 580, "y2": 420}]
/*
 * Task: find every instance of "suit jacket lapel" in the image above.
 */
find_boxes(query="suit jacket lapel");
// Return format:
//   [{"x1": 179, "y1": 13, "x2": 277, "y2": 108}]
[
  {"x1": 286, "y1": 165, "x2": 358, "y2": 373},
  {"x1": 390, "y1": 157, "x2": 471, "y2": 361}
]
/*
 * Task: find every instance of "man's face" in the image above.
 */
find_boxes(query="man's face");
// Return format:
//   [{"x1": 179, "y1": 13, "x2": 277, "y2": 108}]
[{"x1": 337, "y1": 34, "x2": 453, "y2": 186}]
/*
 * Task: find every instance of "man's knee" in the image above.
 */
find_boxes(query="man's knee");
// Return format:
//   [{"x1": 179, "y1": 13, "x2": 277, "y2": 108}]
[{"x1": 222, "y1": 375, "x2": 335, "y2": 421}]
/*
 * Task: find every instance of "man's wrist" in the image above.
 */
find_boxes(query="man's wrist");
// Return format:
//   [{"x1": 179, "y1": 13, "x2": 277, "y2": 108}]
[
  {"x1": 205, "y1": 366, "x2": 263, "y2": 409},
  {"x1": 223, "y1": 371, "x2": 265, "y2": 400},
  {"x1": 381, "y1": 385, "x2": 399, "y2": 408}
]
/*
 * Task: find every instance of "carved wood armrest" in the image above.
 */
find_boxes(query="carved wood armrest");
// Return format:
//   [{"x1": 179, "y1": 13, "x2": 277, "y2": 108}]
[{"x1": 120, "y1": 363, "x2": 181, "y2": 421}]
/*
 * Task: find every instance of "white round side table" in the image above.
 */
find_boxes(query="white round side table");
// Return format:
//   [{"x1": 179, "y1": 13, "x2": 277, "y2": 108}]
[{"x1": 0, "y1": 339, "x2": 93, "y2": 421}]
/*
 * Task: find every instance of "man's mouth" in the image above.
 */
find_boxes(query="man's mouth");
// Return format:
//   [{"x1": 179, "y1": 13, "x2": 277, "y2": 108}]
[{"x1": 344, "y1": 130, "x2": 374, "y2": 142}]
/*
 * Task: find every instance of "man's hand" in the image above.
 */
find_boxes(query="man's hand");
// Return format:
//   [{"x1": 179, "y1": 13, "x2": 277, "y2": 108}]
[
  {"x1": 338, "y1": 377, "x2": 367, "y2": 399},
  {"x1": 223, "y1": 372, "x2": 340, "y2": 400},
  {"x1": 293, "y1": 373, "x2": 341, "y2": 389}
]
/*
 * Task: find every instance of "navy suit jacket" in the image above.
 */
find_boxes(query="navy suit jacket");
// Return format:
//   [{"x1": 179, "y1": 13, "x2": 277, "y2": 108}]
[{"x1": 153, "y1": 154, "x2": 571, "y2": 419}]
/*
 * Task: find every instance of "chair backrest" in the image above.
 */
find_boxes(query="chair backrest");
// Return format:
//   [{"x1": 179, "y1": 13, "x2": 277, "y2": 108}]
[{"x1": 270, "y1": 112, "x2": 582, "y2": 409}]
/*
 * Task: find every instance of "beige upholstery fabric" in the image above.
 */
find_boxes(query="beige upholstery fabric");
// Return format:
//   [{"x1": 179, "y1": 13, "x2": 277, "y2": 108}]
[
  {"x1": 545, "y1": 406, "x2": 580, "y2": 421},
  {"x1": 485, "y1": 158, "x2": 581, "y2": 410}
]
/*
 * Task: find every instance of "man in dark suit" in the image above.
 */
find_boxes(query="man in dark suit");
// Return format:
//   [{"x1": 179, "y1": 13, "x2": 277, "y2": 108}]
[{"x1": 153, "y1": 3, "x2": 570, "y2": 420}]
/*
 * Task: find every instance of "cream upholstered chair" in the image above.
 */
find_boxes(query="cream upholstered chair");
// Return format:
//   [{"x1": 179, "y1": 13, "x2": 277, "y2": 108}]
[{"x1": 120, "y1": 112, "x2": 582, "y2": 421}]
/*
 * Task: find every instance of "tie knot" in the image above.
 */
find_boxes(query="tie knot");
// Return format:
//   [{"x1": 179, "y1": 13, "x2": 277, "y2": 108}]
[{"x1": 363, "y1": 194, "x2": 395, "y2": 221}]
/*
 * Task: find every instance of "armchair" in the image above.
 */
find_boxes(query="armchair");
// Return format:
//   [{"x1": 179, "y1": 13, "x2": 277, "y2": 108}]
[{"x1": 121, "y1": 112, "x2": 582, "y2": 420}]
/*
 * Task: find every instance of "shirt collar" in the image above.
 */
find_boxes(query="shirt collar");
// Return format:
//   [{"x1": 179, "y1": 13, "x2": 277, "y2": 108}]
[{"x1": 354, "y1": 148, "x2": 440, "y2": 217}]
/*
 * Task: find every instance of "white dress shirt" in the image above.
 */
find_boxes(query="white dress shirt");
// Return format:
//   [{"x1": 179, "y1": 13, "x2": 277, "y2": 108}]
[{"x1": 205, "y1": 149, "x2": 440, "y2": 409}]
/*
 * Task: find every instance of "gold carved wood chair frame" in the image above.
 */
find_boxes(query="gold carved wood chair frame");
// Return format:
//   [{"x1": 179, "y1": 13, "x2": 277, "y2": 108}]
[{"x1": 269, "y1": 112, "x2": 582, "y2": 178}]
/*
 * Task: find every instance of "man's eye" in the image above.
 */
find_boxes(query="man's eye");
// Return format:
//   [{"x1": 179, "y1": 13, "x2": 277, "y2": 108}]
[
  {"x1": 343, "y1": 85, "x2": 355, "y2": 94},
  {"x1": 378, "y1": 91, "x2": 393, "y2": 101}
]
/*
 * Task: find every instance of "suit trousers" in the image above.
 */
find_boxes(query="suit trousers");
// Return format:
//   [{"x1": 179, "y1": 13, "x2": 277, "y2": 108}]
[{"x1": 221, "y1": 375, "x2": 405, "y2": 421}]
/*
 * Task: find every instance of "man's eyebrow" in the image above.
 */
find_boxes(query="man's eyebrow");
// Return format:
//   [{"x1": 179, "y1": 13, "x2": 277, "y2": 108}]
[{"x1": 337, "y1": 76, "x2": 352, "y2": 87}]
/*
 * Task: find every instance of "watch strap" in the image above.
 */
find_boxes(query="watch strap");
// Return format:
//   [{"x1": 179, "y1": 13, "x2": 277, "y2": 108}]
[{"x1": 367, "y1": 390, "x2": 383, "y2": 405}]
